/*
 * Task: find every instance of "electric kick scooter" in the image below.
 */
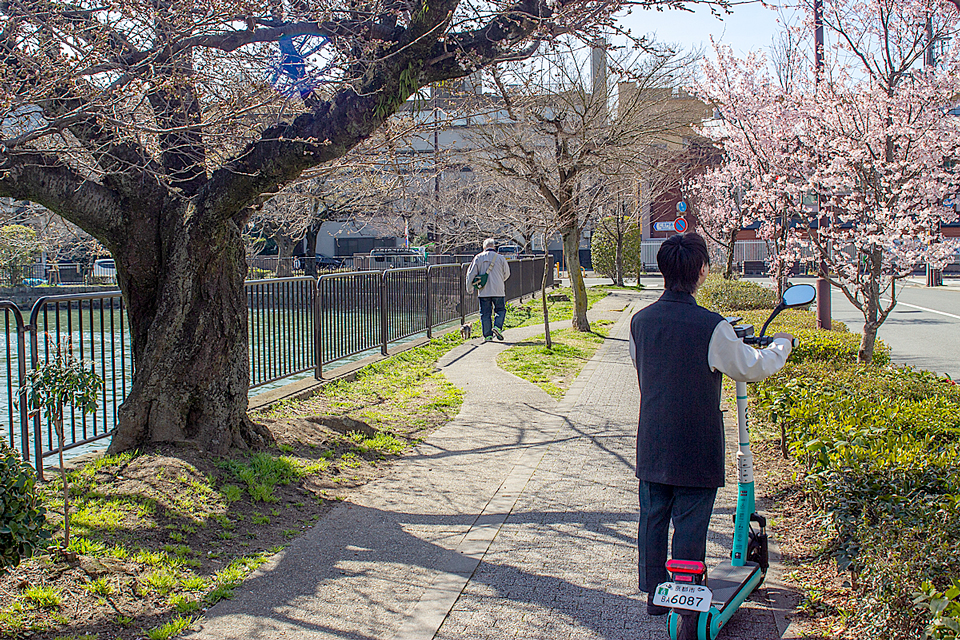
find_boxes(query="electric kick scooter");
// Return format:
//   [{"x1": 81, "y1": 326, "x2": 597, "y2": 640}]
[{"x1": 654, "y1": 283, "x2": 817, "y2": 640}]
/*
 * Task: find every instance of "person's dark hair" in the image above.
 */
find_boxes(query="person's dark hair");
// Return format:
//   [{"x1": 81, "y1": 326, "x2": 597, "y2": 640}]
[{"x1": 657, "y1": 233, "x2": 710, "y2": 294}]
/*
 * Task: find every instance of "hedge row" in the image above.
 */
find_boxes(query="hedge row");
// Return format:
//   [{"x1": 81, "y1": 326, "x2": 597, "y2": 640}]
[{"x1": 703, "y1": 277, "x2": 959, "y2": 639}]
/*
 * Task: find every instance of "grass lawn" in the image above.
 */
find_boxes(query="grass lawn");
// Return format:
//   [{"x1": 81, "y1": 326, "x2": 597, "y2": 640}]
[
  {"x1": 496, "y1": 320, "x2": 613, "y2": 399},
  {"x1": 501, "y1": 286, "x2": 609, "y2": 330}
]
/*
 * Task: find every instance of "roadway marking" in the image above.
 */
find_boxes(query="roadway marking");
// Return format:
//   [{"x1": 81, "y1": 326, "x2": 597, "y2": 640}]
[{"x1": 893, "y1": 301, "x2": 960, "y2": 320}]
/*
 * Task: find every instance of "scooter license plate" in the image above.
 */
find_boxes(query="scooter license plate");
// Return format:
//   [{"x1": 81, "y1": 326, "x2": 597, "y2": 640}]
[{"x1": 652, "y1": 582, "x2": 713, "y2": 612}]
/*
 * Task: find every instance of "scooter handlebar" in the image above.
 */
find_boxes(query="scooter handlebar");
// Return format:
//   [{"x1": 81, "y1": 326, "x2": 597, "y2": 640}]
[{"x1": 744, "y1": 335, "x2": 798, "y2": 348}]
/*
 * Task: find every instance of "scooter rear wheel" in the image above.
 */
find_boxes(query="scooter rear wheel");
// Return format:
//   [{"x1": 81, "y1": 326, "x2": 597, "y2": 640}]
[{"x1": 676, "y1": 613, "x2": 701, "y2": 640}]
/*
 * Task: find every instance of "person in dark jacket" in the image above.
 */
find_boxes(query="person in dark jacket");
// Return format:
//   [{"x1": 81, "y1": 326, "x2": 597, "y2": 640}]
[{"x1": 629, "y1": 233, "x2": 793, "y2": 616}]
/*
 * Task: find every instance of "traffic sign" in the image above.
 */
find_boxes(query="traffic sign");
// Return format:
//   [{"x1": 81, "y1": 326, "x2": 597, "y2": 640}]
[
  {"x1": 674, "y1": 217, "x2": 688, "y2": 233},
  {"x1": 653, "y1": 221, "x2": 676, "y2": 232},
  {"x1": 676, "y1": 201, "x2": 687, "y2": 213}
]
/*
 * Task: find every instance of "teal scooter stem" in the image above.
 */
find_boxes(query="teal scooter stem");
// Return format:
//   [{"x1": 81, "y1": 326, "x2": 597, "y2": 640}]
[{"x1": 663, "y1": 283, "x2": 817, "y2": 640}]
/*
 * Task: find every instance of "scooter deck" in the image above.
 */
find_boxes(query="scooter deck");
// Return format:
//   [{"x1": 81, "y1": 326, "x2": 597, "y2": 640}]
[{"x1": 708, "y1": 561, "x2": 762, "y2": 611}]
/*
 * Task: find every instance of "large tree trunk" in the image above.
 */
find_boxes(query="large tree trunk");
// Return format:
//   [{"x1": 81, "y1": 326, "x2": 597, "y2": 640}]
[
  {"x1": 108, "y1": 203, "x2": 272, "y2": 455},
  {"x1": 562, "y1": 227, "x2": 590, "y2": 331}
]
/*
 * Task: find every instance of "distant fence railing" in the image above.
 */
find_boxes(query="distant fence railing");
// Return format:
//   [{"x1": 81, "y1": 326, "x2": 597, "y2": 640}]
[
  {"x1": 0, "y1": 262, "x2": 115, "y2": 287},
  {"x1": 1, "y1": 257, "x2": 552, "y2": 477},
  {"x1": 316, "y1": 258, "x2": 550, "y2": 375},
  {"x1": 642, "y1": 240, "x2": 779, "y2": 273}
]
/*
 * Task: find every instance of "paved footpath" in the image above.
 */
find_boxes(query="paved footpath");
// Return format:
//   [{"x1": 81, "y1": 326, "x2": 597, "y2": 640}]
[{"x1": 187, "y1": 290, "x2": 795, "y2": 640}]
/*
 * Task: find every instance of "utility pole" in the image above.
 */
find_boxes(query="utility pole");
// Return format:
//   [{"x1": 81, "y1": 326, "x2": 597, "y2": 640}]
[
  {"x1": 925, "y1": 14, "x2": 944, "y2": 287},
  {"x1": 814, "y1": 0, "x2": 832, "y2": 329}
]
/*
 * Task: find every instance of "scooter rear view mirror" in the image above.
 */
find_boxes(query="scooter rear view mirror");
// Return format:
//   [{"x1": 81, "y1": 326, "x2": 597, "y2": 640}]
[
  {"x1": 781, "y1": 283, "x2": 816, "y2": 308},
  {"x1": 759, "y1": 283, "x2": 818, "y2": 338}
]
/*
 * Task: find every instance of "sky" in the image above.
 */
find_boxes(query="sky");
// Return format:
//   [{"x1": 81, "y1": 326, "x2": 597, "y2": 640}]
[{"x1": 614, "y1": 1, "x2": 802, "y2": 59}]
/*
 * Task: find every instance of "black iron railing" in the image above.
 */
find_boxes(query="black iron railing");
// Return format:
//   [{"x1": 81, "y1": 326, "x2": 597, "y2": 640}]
[{"x1": 0, "y1": 257, "x2": 553, "y2": 477}]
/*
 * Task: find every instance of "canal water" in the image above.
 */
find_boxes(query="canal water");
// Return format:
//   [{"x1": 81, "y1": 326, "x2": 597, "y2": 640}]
[{"x1": 1, "y1": 307, "x2": 449, "y2": 466}]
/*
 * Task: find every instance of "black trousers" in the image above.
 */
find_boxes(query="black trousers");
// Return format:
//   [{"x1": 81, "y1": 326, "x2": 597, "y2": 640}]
[{"x1": 638, "y1": 480, "x2": 717, "y2": 595}]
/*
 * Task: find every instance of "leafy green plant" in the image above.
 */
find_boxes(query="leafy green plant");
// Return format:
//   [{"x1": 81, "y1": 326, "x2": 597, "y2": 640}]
[
  {"x1": 915, "y1": 581, "x2": 960, "y2": 639},
  {"x1": 170, "y1": 593, "x2": 200, "y2": 614},
  {"x1": 143, "y1": 568, "x2": 179, "y2": 595},
  {"x1": 0, "y1": 438, "x2": 50, "y2": 570},
  {"x1": 21, "y1": 340, "x2": 102, "y2": 548},
  {"x1": 590, "y1": 218, "x2": 643, "y2": 282},
  {"x1": 145, "y1": 615, "x2": 193, "y2": 640},
  {"x1": 753, "y1": 350, "x2": 960, "y2": 637},
  {"x1": 82, "y1": 577, "x2": 113, "y2": 597},
  {"x1": 0, "y1": 224, "x2": 42, "y2": 285},
  {"x1": 21, "y1": 585, "x2": 61, "y2": 609}
]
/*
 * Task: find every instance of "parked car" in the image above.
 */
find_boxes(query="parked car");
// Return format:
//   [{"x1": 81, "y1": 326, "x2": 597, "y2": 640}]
[
  {"x1": 369, "y1": 248, "x2": 426, "y2": 270},
  {"x1": 497, "y1": 244, "x2": 523, "y2": 257},
  {"x1": 315, "y1": 254, "x2": 345, "y2": 270}
]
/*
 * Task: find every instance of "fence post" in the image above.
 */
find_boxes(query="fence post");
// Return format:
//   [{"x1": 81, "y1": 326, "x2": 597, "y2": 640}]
[
  {"x1": 459, "y1": 263, "x2": 466, "y2": 326},
  {"x1": 426, "y1": 266, "x2": 433, "y2": 339},
  {"x1": 28, "y1": 299, "x2": 43, "y2": 480},
  {"x1": 380, "y1": 271, "x2": 389, "y2": 356},
  {"x1": 16, "y1": 316, "x2": 29, "y2": 459},
  {"x1": 314, "y1": 276, "x2": 324, "y2": 379}
]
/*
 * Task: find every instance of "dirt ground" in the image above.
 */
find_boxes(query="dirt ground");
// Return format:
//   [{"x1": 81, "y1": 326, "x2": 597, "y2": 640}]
[
  {"x1": 753, "y1": 436, "x2": 859, "y2": 639},
  {"x1": 0, "y1": 400, "x2": 453, "y2": 640}
]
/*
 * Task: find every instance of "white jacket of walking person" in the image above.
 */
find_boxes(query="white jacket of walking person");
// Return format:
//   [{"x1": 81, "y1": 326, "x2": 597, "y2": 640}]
[{"x1": 466, "y1": 242, "x2": 511, "y2": 297}]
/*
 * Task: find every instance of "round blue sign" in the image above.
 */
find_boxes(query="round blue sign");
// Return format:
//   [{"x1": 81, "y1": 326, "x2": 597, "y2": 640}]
[
  {"x1": 676, "y1": 201, "x2": 687, "y2": 213},
  {"x1": 675, "y1": 217, "x2": 688, "y2": 233}
]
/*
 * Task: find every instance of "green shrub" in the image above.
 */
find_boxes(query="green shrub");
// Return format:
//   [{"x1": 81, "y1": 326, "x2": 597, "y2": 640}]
[
  {"x1": 732, "y1": 308, "x2": 849, "y2": 335},
  {"x1": 590, "y1": 219, "x2": 643, "y2": 280},
  {"x1": 696, "y1": 274, "x2": 778, "y2": 311},
  {"x1": 790, "y1": 328, "x2": 890, "y2": 365},
  {"x1": 754, "y1": 363, "x2": 960, "y2": 638},
  {"x1": 0, "y1": 440, "x2": 50, "y2": 570}
]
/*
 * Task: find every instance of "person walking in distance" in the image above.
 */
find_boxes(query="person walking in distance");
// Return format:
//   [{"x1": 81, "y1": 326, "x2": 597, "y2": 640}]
[
  {"x1": 629, "y1": 233, "x2": 794, "y2": 615},
  {"x1": 466, "y1": 238, "x2": 511, "y2": 342}
]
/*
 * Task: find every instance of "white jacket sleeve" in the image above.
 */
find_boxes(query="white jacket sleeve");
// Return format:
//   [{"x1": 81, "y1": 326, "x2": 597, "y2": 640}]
[
  {"x1": 465, "y1": 256, "x2": 479, "y2": 288},
  {"x1": 501, "y1": 255, "x2": 511, "y2": 281},
  {"x1": 707, "y1": 321, "x2": 792, "y2": 382}
]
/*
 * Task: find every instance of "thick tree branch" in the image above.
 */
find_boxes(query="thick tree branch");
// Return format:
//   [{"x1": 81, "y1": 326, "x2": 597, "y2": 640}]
[
  {"x1": 0, "y1": 151, "x2": 126, "y2": 246},
  {"x1": 197, "y1": 0, "x2": 554, "y2": 220}
]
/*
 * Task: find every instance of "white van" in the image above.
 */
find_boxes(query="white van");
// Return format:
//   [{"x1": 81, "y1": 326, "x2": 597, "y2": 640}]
[
  {"x1": 369, "y1": 248, "x2": 427, "y2": 270},
  {"x1": 92, "y1": 258, "x2": 117, "y2": 281}
]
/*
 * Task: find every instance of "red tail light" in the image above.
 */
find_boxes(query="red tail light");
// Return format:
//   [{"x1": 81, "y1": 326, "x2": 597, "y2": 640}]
[{"x1": 666, "y1": 559, "x2": 707, "y2": 575}]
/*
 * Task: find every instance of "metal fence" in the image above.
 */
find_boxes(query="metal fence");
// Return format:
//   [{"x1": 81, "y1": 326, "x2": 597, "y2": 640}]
[
  {"x1": 247, "y1": 277, "x2": 316, "y2": 388},
  {"x1": 1, "y1": 256, "x2": 553, "y2": 476},
  {"x1": 316, "y1": 258, "x2": 551, "y2": 375},
  {"x1": 0, "y1": 262, "x2": 121, "y2": 286},
  {"x1": 0, "y1": 293, "x2": 133, "y2": 476},
  {"x1": 642, "y1": 240, "x2": 773, "y2": 272}
]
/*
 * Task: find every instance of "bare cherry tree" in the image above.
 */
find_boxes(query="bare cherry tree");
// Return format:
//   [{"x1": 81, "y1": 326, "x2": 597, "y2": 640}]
[
  {"x1": 0, "y1": 0, "x2": 730, "y2": 454},
  {"x1": 467, "y1": 40, "x2": 702, "y2": 330}
]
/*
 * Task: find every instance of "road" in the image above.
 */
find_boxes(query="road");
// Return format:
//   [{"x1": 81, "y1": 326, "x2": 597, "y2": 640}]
[
  {"x1": 827, "y1": 278, "x2": 960, "y2": 380},
  {"x1": 577, "y1": 274, "x2": 960, "y2": 379}
]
